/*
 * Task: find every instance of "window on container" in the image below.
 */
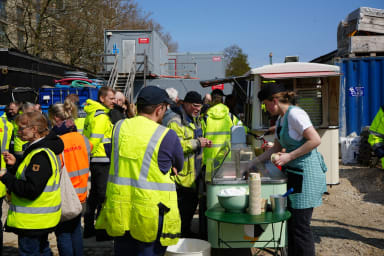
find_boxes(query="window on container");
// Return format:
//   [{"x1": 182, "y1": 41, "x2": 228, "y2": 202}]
[{"x1": 0, "y1": 0, "x2": 6, "y2": 20}]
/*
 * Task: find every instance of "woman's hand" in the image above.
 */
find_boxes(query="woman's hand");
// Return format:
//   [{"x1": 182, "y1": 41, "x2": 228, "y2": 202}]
[
  {"x1": 273, "y1": 152, "x2": 293, "y2": 166},
  {"x1": 2, "y1": 151, "x2": 16, "y2": 166}
]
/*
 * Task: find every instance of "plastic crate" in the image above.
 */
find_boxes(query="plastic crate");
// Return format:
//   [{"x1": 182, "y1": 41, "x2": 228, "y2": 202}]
[{"x1": 38, "y1": 87, "x2": 99, "y2": 113}]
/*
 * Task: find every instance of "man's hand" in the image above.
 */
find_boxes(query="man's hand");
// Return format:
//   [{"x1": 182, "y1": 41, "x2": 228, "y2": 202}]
[
  {"x1": 171, "y1": 167, "x2": 178, "y2": 176},
  {"x1": 198, "y1": 137, "x2": 212, "y2": 148}
]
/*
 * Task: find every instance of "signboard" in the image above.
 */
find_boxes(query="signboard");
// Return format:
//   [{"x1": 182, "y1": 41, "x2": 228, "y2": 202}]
[
  {"x1": 212, "y1": 56, "x2": 222, "y2": 62},
  {"x1": 211, "y1": 84, "x2": 224, "y2": 90},
  {"x1": 138, "y1": 38, "x2": 150, "y2": 44}
]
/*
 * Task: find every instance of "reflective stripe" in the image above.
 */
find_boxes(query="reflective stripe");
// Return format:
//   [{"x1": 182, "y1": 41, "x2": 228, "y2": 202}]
[
  {"x1": 211, "y1": 143, "x2": 225, "y2": 148},
  {"x1": 205, "y1": 131, "x2": 230, "y2": 135},
  {"x1": 9, "y1": 204, "x2": 61, "y2": 214},
  {"x1": 83, "y1": 135, "x2": 91, "y2": 156},
  {"x1": 369, "y1": 130, "x2": 384, "y2": 139},
  {"x1": 110, "y1": 121, "x2": 175, "y2": 191},
  {"x1": 94, "y1": 110, "x2": 105, "y2": 117},
  {"x1": 112, "y1": 120, "x2": 124, "y2": 177},
  {"x1": 77, "y1": 129, "x2": 83, "y2": 133},
  {"x1": 67, "y1": 168, "x2": 89, "y2": 178},
  {"x1": 1, "y1": 118, "x2": 8, "y2": 152},
  {"x1": 90, "y1": 133, "x2": 104, "y2": 139},
  {"x1": 43, "y1": 182, "x2": 60, "y2": 192},
  {"x1": 108, "y1": 175, "x2": 176, "y2": 191},
  {"x1": 91, "y1": 157, "x2": 110, "y2": 163},
  {"x1": 102, "y1": 138, "x2": 111, "y2": 143},
  {"x1": 14, "y1": 151, "x2": 23, "y2": 156},
  {"x1": 75, "y1": 187, "x2": 87, "y2": 194}
]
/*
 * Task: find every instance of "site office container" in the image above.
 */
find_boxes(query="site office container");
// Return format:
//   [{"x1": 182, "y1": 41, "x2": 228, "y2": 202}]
[
  {"x1": 336, "y1": 57, "x2": 384, "y2": 137},
  {"x1": 104, "y1": 30, "x2": 169, "y2": 76},
  {"x1": 168, "y1": 52, "x2": 225, "y2": 80}
]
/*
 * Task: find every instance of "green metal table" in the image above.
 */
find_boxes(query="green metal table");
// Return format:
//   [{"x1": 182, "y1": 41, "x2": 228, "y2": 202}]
[{"x1": 206, "y1": 206, "x2": 291, "y2": 255}]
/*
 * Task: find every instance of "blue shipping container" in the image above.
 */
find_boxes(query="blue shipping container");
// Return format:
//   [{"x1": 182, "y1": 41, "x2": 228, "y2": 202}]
[
  {"x1": 38, "y1": 87, "x2": 99, "y2": 113},
  {"x1": 337, "y1": 57, "x2": 384, "y2": 137}
]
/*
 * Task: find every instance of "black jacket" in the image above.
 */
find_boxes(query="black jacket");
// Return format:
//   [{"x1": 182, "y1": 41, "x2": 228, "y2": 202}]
[
  {"x1": 1, "y1": 131, "x2": 64, "y2": 236},
  {"x1": 109, "y1": 104, "x2": 126, "y2": 124}
]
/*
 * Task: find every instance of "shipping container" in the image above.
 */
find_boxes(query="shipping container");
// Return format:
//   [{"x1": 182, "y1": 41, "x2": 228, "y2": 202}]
[
  {"x1": 336, "y1": 57, "x2": 384, "y2": 137},
  {"x1": 38, "y1": 87, "x2": 99, "y2": 113},
  {"x1": 104, "y1": 30, "x2": 169, "y2": 76},
  {"x1": 0, "y1": 48, "x2": 95, "y2": 106},
  {"x1": 168, "y1": 52, "x2": 226, "y2": 80}
]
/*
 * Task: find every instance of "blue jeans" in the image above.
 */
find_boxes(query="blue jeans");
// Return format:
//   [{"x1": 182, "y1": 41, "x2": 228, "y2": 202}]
[
  {"x1": 55, "y1": 216, "x2": 84, "y2": 256},
  {"x1": 18, "y1": 234, "x2": 52, "y2": 256}
]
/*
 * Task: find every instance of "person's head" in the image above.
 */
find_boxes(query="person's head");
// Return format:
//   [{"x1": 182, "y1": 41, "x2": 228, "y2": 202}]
[
  {"x1": 257, "y1": 84, "x2": 295, "y2": 116},
  {"x1": 183, "y1": 91, "x2": 203, "y2": 118},
  {"x1": 16, "y1": 112, "x2": 49, "y2": 142},
  {"x1": 98, "y1": 86, "x2": 116, "y2": 109},
  {"x1": 136, "y1": 86, "x2": 173, "y2": 123},
  {"x1": 165, "y1": 88, "x2": 179, "y2": 104},
  {"x1": 7, "y1": 102, "x2": 21, "y2": 117},
  {"x1": 211, "y1": 89, "x2": 225, "y2": 105},
  {"x1": 48, "y1": 102, "x2": 77, "y2": 127},
  {"x1": 21, "y1": 102, "x2": 36, "y2": 113},
  {"x1": 115, "y1": 91, "x2": 126, "y2": 107},
  {"x1": 66, "y1": 94, "x2": 80, "y2": 106},
  {"x1": 203, "y1": 93, "x2": 212, "y2": 105},
  {"x1": 224, "y1": 94, "x2": 236, "y2": 109}
]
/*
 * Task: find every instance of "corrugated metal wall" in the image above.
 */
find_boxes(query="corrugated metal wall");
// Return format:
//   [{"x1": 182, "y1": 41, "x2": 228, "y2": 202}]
[
  {"x1": 168, "y1": 52, "x2": 225, "y2": 80},
  {"x1": 104, "y1": 30, "x2": 168, "y2": 76},
  {"x1": 337, "y1": 57, "x2": 384, "y2": 137}
]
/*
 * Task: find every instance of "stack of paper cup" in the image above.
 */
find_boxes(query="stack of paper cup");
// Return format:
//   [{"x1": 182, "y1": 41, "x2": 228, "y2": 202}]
[{"x1": 248, "y1": 172, "x2": 261, "y2": 215}]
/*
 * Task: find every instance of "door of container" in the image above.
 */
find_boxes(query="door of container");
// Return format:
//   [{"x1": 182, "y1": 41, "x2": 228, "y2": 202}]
[{"x1": 122, "y1": 40, "x2": 135, "y2": 73}]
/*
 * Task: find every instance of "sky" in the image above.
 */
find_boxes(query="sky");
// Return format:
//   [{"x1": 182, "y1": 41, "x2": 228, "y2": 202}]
[{"x1": 138, "y1": 0, "x2": 384, "y2": 68}]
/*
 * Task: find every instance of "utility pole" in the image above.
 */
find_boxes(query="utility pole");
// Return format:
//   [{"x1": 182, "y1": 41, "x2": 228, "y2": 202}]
[{"x1": 269, "y1": 52, "x2": 273, "y2": 65}]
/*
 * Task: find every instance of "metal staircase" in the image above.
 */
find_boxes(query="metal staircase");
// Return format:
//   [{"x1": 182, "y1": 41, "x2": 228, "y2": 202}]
[{"x1": 106, "y1": 55, "x2": 136, "y2": 103}]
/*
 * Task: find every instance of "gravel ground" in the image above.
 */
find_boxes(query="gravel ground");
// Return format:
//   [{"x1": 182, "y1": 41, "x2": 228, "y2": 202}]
[{"x1": 1, "y1": 162, "x2": 383, "y2": 255}]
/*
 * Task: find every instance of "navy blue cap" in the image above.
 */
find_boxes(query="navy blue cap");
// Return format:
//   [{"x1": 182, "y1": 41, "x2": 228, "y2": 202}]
[
  {"x1": 137, "y1": 86, "x2": 173, "y2": 105},
  {"x1": 184, "y1": 91, "x2": 203, "y2": 104},
  {"x1": 257, "y1": 84, "x2": 287, "y2": 102}
]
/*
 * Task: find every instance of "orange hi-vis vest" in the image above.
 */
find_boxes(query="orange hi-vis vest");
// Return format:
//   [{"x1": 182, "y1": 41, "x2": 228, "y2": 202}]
[{"x1": 59, "y1": 132, "x2": 92, "y2": 203}]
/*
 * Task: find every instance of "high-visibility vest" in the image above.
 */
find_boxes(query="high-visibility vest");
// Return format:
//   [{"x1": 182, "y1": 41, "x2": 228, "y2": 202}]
[
  {"x1": 95, "y1": 116, "x2": 181, "y2": 246},
  {"x1": 7, "y1": 148, "x2": 61, "y2": 230},
  {"x1": 12, "y1": 122, "x2": 28, "y2": 156},
  {"x1": 74, "y1": 117, "x2": 85, "y2": 135},
  {"x1": 0, "y1": 117, "x2": 13, "y2": 197},
  {"x1": 369, "y1": 105, "x2": 384, "y2": 168},
  {"x1": 203, "y1": 103, "x2": 233, "y2": 164},
  {"x1": 83, "y1": 100, "x2": 112, "y2": 163},
  {"x1": 59, "y1": 132, "x2": 92, "y2": 203}
]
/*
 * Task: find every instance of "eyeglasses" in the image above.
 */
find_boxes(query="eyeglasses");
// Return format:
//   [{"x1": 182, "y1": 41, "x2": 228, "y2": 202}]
[
  {"x1": 18, "y1": 125, "x2": 31, "y2": 131},
  {"x1": 191, "y1": 103, "x2": 202, "y2": 109}
]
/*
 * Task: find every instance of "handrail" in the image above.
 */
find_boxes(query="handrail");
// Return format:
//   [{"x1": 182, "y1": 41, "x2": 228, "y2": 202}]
[
  {"x1": 107, "y1": 55, "x2": 119, "y2": 88},
  {"x1": 124, "y1": 59, "x2": 136, "y2": 103}
]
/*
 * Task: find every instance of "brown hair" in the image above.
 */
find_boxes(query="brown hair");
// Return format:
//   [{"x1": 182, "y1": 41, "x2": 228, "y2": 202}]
[
  {"x1": 98, "y1": 86, "x2": 115, "y2": 101},
  {"x1": 16, "y1": 112, "x2": 49, "y2": 136},
  {"x1": 270, "y1": 91, "x2": 296, "y2": 105}
]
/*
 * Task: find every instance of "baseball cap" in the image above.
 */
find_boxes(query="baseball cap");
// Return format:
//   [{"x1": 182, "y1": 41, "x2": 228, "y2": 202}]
[
  {"x1": 136, "y1": 86, "x2": 173, "y2": 105},
  {"x1": 257, "y1": 84, "x2": 287, "y2": 102},
  {"x1": 184, "y1": 91, "x2": 203, "y2": 104}
]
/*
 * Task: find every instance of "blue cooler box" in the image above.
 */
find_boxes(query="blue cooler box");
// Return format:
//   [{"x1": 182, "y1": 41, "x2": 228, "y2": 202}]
[{"x1": 39, "y1": 87, "x2": 99, "y2": 113}]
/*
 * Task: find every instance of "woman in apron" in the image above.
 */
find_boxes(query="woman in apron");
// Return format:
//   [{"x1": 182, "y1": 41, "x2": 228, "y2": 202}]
[{"x1": 254, "y1": 84, "x2": 327, "y2": 256}]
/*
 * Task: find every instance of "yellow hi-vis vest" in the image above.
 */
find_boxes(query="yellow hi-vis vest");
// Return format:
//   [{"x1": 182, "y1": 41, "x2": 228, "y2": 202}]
[
  {"x1": 74, "y1": 117, "x2": 85, "y2": 135},
  {"x1": 203, "y1": 104, "x2": 233, "y2": 165},
  {"x1": 13, "y1": 122, "x2": 28, "y2": 157},
  {"x1": 95, "y1": 116, "x2": 181, "y2": 246},
  {"x1": 7, "y1": 148, "x2": 61, "y2": 230},
  {"x1": 0, "y1": 117, "x2": 13, "y2": 197}
]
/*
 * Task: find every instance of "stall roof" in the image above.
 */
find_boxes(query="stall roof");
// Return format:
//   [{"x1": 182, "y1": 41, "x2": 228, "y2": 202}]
[{"x1": 248, "y1": 62, "x2": 341, "y2": 79}]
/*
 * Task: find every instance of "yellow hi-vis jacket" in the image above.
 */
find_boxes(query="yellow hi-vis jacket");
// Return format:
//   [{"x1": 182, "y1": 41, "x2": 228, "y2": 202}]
[
  {"x1": 0, "y1": 117, "x2": 13, "y2": 197},
  {"x1": 83, "y1": 99, "x2": 113, "y2": 163},
  {"x1": 95, "y1": 116, "x2": 181, "y2": 246},
  {"x1": 7, "y1": 148, "x2": 61, "y2": 230},
  {"x1": 202, "y1": 103, "x2": 233, "y2": 165},
  {"x1": 369, "y1": 105, "x2": 384, "y2": 168}
]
